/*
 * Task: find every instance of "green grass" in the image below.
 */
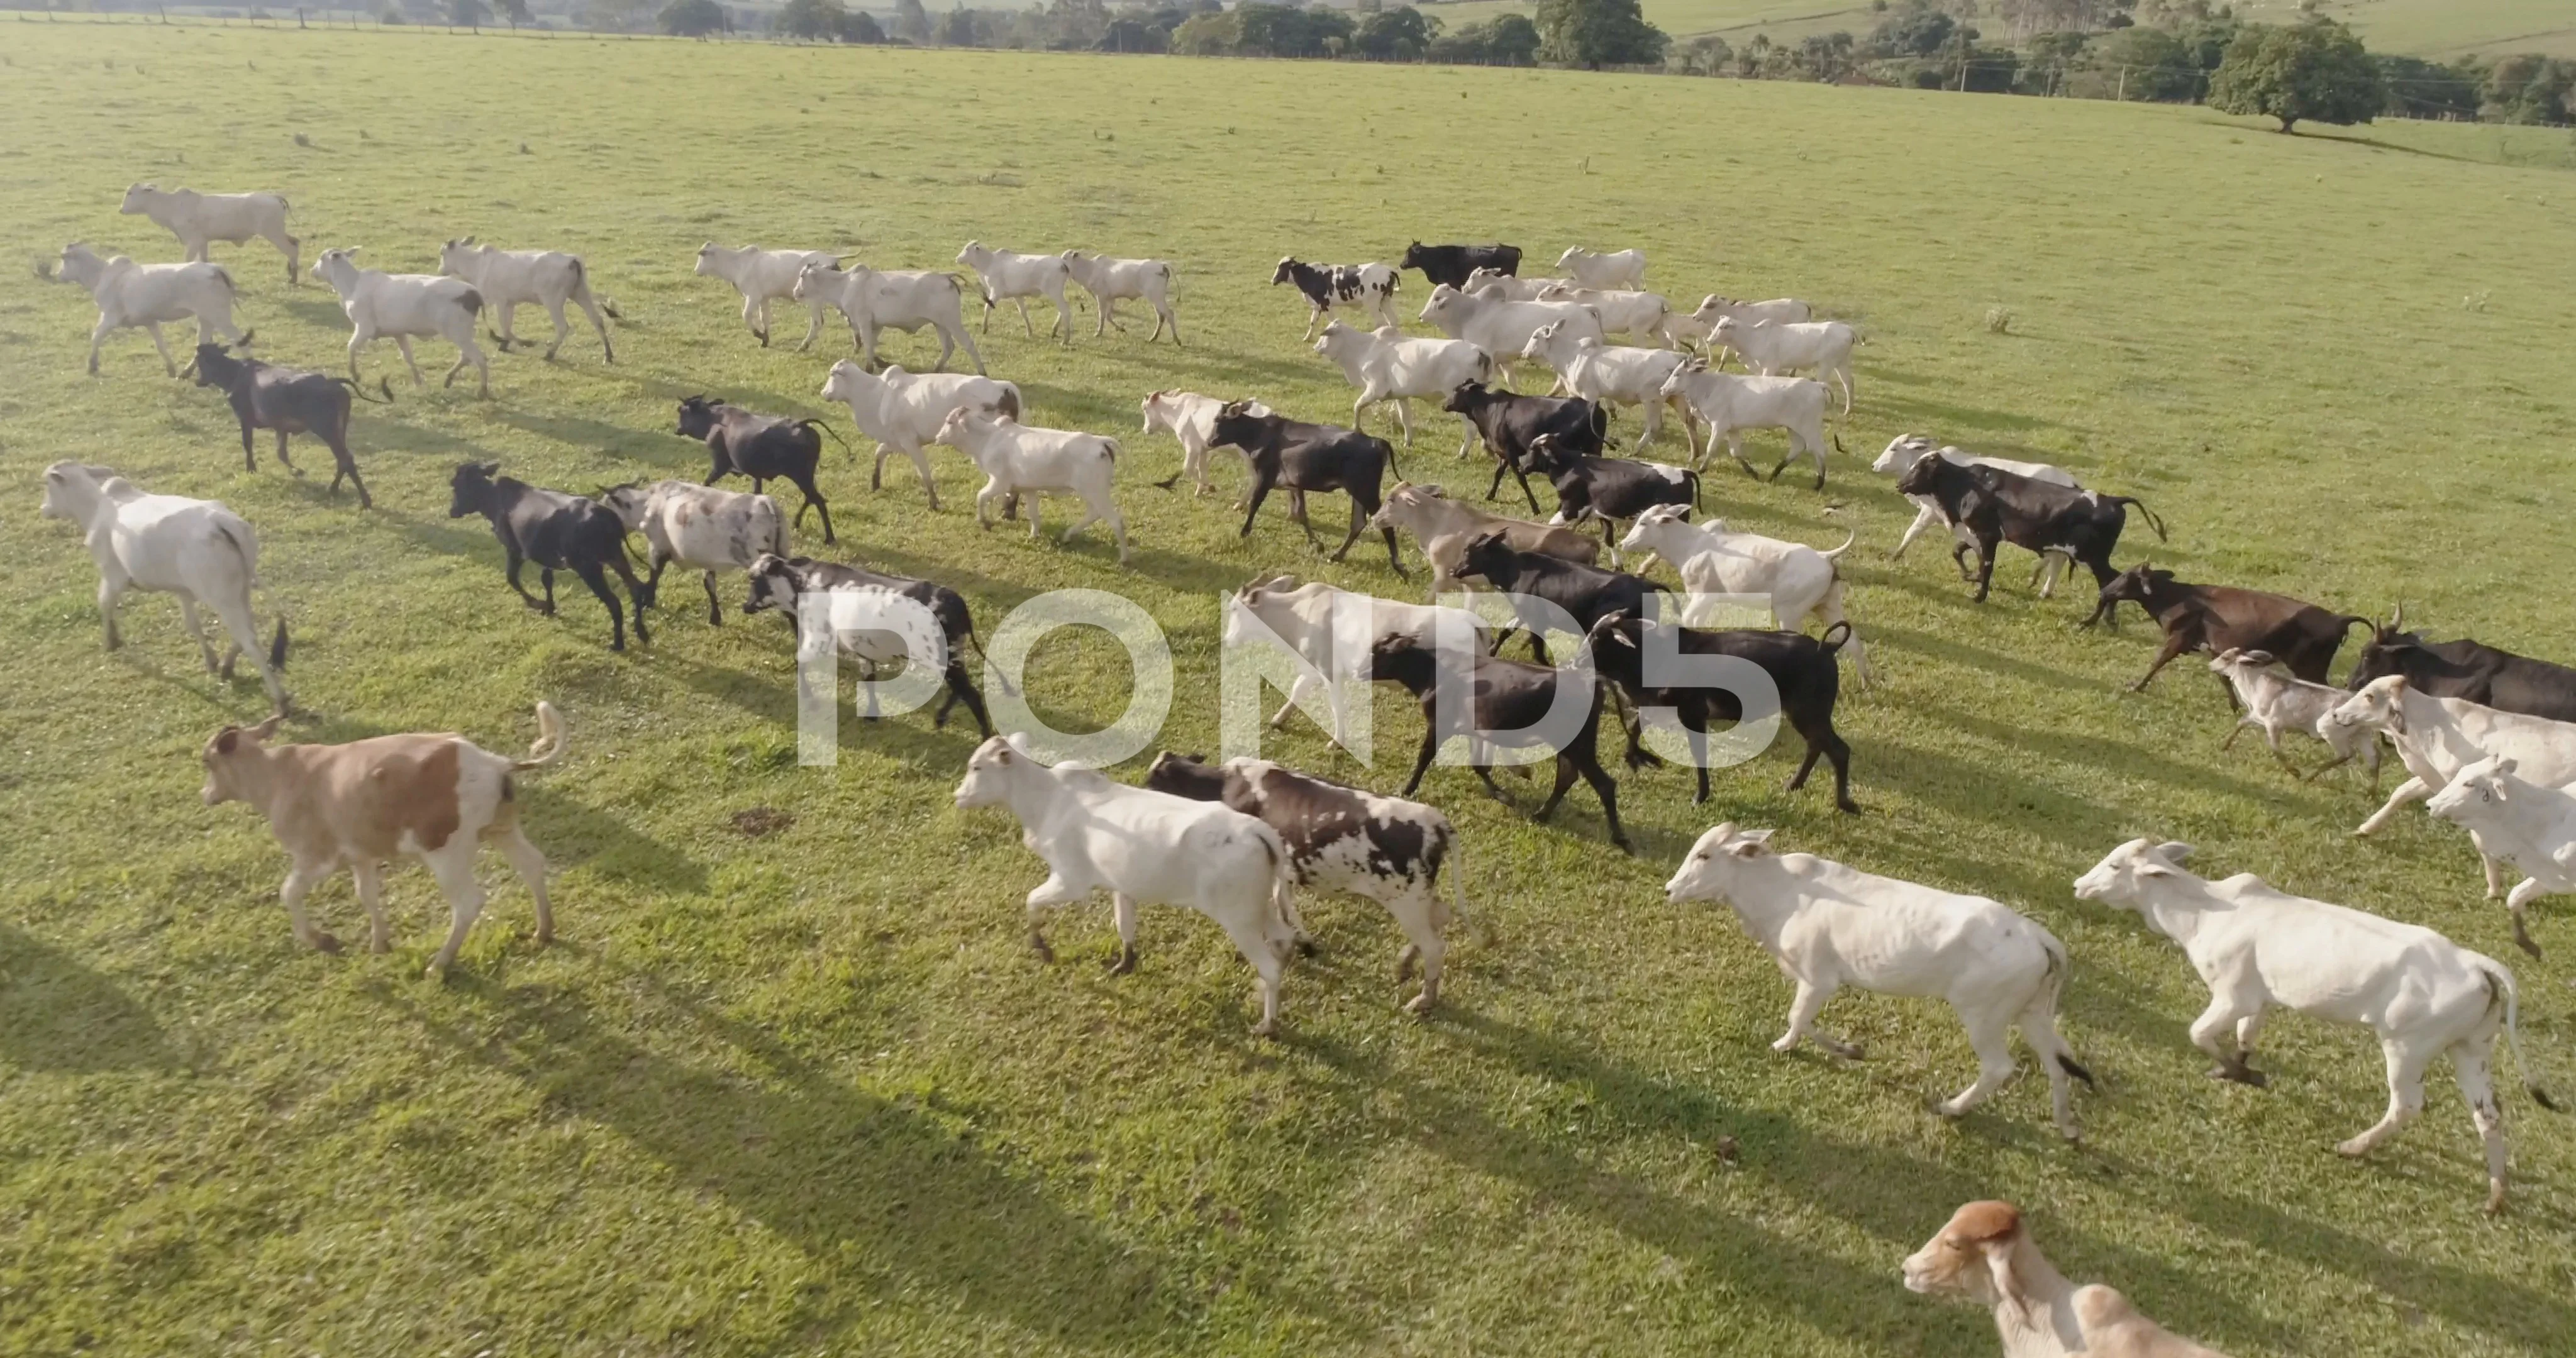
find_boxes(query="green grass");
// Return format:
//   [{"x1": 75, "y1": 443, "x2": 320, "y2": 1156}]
[
  {"x1": 6, "y1": 23, "x2": 2576, "y2": 1357},
  {"x1": 1422, "y1": 0, "x2": 1877, "y2": 44},
  {"x1": 2312, "y1": 0, "x2": 2576, "y2": 59}
]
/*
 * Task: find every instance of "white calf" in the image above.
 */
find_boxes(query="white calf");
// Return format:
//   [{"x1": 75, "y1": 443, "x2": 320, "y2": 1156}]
[
  {"x1": 121, "y1": 183, "x2": 298, "y2": 287},
  {"x1": 1226, "y1": 573, "x2": 1489, "y2": 742},
  {"x1": 1535, "y1": 283, "x2": 1670, "y2": 346},
  {"x1": 1668, "y1": 824, "x2": 2092, "y2": 1139},
  {"x1": 38, "y1": 461, "x2": 288, "y2": 713},
  {"x1": 310, "y1": 247, "x2": 490, "y2": 397},
  {"x1": 1618, "y1": 504, "x2": 1868, "y2": 684},
  {"x1": 1313, "y1": 321, "x2": 1491, "y2": 448},
  {"x1": 1671, "y1": 294, "x2": 1812, "y2": 350},
  {"x1": 51, "y1": 243, "x2": 245, "y2": 377},
  {"x1": 956, "y1": 241, "x2": 1074, "y2": 342},
  {"x1": 694, "y1": 242, "x2": 836, "y2": 348},
  {"x1": 1419, "y1": 284, "x2": 1604, "y2": 388},
  {"x1": 2328, "y1": 675, "x2": 2576, "y2": 899},
  {"x1": 1062, "y1": 251, "x2": 1180, "y2": 345},
  {"x1": 1553, "y1": 246, "x2": 1646, "y2": 290},
  {"x1": 1464, "y1": 267, "x2": 1575, "y2": 302},
  {"x1": 1140, "y1": 390, "x2": 1265, "y2": 499},
  {"x1": 597, "y1": 480, "x2": 787, "y2": 626},
  {"x1": 1520, "y1": 321, "x2": 1695, "y2": 451},
  {"x1": 1659, "y1": 360, "x2": 1835, "y2": 485},
  {"x1": 2209, "y1": 648, "x2": 2382, "y2": 785},
  {"x1": 953, "y1": 734, "x2": 1301, "y2": 1035},
  {"x1": 821, "y1": 360, "x2": 1021, "y2": 510},
  {"x1": 2428, "y1": 756, "x2": 2576, "y2": 958},
  {"x1": 2076, "y1": 838, "x2": 2553, "y2": 1212},
  {"x1": 1714, "y1": 315, "x2": 1857, "y2": 414},
  {"x1": 933, "y1": 411, "x2": 1128, "y2": 563},
  {"x1": 794, "y1": 261, "x2": 985, "y2": 375},
  {"x1": 436, "y1": 236, "x2": 614, "y2": 362}
]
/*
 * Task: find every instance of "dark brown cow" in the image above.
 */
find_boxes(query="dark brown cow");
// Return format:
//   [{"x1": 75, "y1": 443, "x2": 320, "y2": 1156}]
[{"x1": 2087, "y1": 565, "x2": 2368, "y2": 692}]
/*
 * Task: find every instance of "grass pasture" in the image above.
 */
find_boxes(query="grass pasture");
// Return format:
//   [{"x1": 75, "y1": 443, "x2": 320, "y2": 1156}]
[{"x1": 5, "y1": 25, "x2": 2576, "y2": 1357}]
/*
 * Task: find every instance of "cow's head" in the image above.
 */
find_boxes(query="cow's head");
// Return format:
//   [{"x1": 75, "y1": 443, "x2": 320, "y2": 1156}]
[
  {"x1": 200, "y1": 714, "x2": 287, "y2": 807},
  {"x1": 741, "y1": 553, "x2": 808, "y2": 617},
  {"x1": 1870, "y1": 434, "x2": 1937, "y2": 477},
  {"x1": 38, "y1": 461, "x2": 117, "y2": 522},
  {"x1": 953, "y1": 732, "x2": 1040, "y2": 810},
  {"x1": 2326, "y1": 675, "x2": 2409, "y2": 736},
  {"x1": 1892, "y1": 452, "x2": 1950, "y2": 499},
  {"x1": 2207, "y1": 648, "x2": 2279, "y2": 678},
  {"x1": 1901, "y1": 1201, "x2": 2032, "y2": 1310},
  {"x1": 1208, "y1": 400, "x2": 1270, "y2": 450},
  {"x1": 436, "y1": 236, "x2": 481, "y2": 277},
  {"x1": 1269, "y1": 257, "x2": 1301, "y2": 286},
  {"x1": 1665, "y1": 822, "x2": 1775, "y2": 905},
  {"x1": 2427, "y1": 755, "x2": 2521, "y2": 825},
  {"x1": 185, "y1": 340, "x2": 252, "y2": 387},
  {"x1": 309, "y1": 246, "x2": 362, "y2": 292},
  {"x1": 2090, "y1": 563, "x2": 2171, "y2": 624},
  {"x1": 1399, "y1": 242, "x2": 1427, "y2": 269},
  {"x1": 933, "y1": 406, "x2": 994, "y2": 448},
  {"x1": 1522, "y1": 433, "x2": 1576, "y2": 475},
  {"x1": 790, "y1": 260, "x2": 838, "y2": 302},
  {"x1": 674, "y1": 395, "x2": 721, "y2": 440},
  {"x1": 1455, "y1": 529, "x2": 1516, "y2": 583},
  {"x1": 2346, "y1": 602, "x2": 2432, "y2": 691},
  {"x1": 956, "y1": 241, "x2": 983, "y2": 266},
  {"x1": 2074, "y1": 837, "x2": 2193, "y2": 910},
  {"x1": 1418, "y1": 282, "x2": 1461, "y2": 326},
  {"x1": 820, "y1": 361, "x2": 875, "y2": 408},
  {"x1": 448, "y1": 461, "x2": 501, "y2": 519},
  {"x1": 1618, "y1": 504, "x2": 1692, "y2": 553},
  {"x1": 1141, "y1": 751, "x2": 1223, "y2": 802},
  {"x1": 1438, "y1": 380, "x2": 1492, "y2": 416},
  {"x1": 692, "y1": 242, "x2": 719, "y2": 275},
  {"x1": 119, "y1": 184, "x2": 158, "y2": 214}
]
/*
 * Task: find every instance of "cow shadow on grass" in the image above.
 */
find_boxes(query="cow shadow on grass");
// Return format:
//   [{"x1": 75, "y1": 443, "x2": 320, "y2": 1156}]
[
  {"x1": 390, "y1": 965, "x2": 1295, "y2": 1348},
  {"x1": 0, "y1": 925, "x2": 182, "y2": 1073},
  {"x1": 486, "y1": 408, "x2": 697, "y2": 467},
  {"x1": 1861, "y1": 621, "x2": 2112, "y2": 693}
]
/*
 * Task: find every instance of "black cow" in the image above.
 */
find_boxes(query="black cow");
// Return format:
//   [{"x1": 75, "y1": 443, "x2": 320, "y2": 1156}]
[
  {"x1": 1443, "y1": 381, "x2": 1607, "y2": 513},
  {"x1": 1894, "y1": 456, "x2": 2165, "y2": 604},
  {"x1": 741, "y1": 553, "x2": 996, "y2": 737},
  {"x1": 1208, "y1": 401, "x2": 1406, "y2": 575},
  {"x1": 2087, "y1": 564, "x2": 2370, "y2": 691},
  {"x1": 448, "y1": 461, "x2": 652, "y2": 650},
  {"x1": 1369, "y1": 634, "x2": 1629, "y2": 853},
  {"x1": 1270, "y1": 258, "x2": 1399, "y2": 339},
  {"x1": 2345, "y1": 604, "x2": 2576, "y2": 722},
  {"x1": 1143, "y1": 753, "x2": 1459, "y2": 1012},
  {"x1": 1400, "y1": 241, "x2": 1522, "y2": 290},
  {"x1": 187, "y1": 340, "x2": 387, "y2": 509},
  {"x1": 1523, "y1": 434, "x2": 1701, "y2": 546},
  {"x1": 1585, "y1": 611, "x2": 1858, "y2": 811},
  {"x1": 1457, "y1": 529, "x2": 1654, "y2": 664},
  {"x1": 675, "y1": 395, "x2": 846, "y2": 544}
]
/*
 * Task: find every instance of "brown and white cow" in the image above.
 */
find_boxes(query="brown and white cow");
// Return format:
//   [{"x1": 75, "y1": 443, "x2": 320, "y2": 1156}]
[{"x1": 200, "y1": 702, "x2": 569, "y2": 974}]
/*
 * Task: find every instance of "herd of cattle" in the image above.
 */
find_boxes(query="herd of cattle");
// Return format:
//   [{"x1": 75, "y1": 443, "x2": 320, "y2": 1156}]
[{"x1": 35, "y1": 183, "x2": 2574, "y2": 1355}]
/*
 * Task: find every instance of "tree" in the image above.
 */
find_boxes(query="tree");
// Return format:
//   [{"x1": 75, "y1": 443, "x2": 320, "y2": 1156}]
[
  {"x1": 659, "y1": 0, "x2": 724, "y2": 35},
  {"x1": 1355, "y1": 5, "x2": 1431, "y2": 60},
  {"x1": 1486, "y1": 13, "x2": 1540, "y2": 63},
  {"x1": 938, "y1": 5, "x2": 975, "y2": 44},
  {"x1": 447, "y1": 0, "x2": 486, "y2": 27},
  {"x1": 1170, "y1": 8, "x2": 1238, "y2": 53},
  {"x1": 893, "y1": 0, "x2": 931, "y2": 41},
  {"x1": 840, "y1": 8, "x2": 884, "y2": 40},
  {"x1": 2480, "y1": 54, "x2": 2573, "y2": 125},
  {"x1": 1865, "y1": 6, "x2": 1951, "y2": 58},
  {"x1": 777, "y1": 0, "x2": 845, "y2": 38},
  {"x1": 496, "y1": 0, "x2": 530, "y2": 26},
  {"x1": 2207, "y1": 20, "x2": 2384, "y2": 133},
  {"x1": 1533, "y1": 0, "x2": 1665, "y2": 69},
  {"x1": 2375, "y1": 53, "x2": 2480, "y2": 120}
]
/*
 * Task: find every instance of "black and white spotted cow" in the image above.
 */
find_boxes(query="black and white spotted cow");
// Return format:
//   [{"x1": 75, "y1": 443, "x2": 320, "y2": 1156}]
[
  {"x1": 741, "y1": 553, "x2": 996, "y2": 737},
  {"x1": 1272, "y1": 257, "x2": 1401, "y2": 340},
  {"x1": 1144, "y1": 753, "x2": 1462, "y2": 1015}
]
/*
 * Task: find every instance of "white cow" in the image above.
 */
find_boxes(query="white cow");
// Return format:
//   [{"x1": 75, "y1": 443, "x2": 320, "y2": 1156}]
[
  {"x1": 1667, "y1": 824, "x2": 2092, "y2": 1140},
  {"x1": 821, "y1": 360, "x2": 1021, "y2": 511},
  {"x1": 1140, "y1": 390, "x2": 1265, "y2": 499},
  {"x1": 1671, "y1": 294, "x2": 1813, "y2": 352},
  {"x1": 2075, "y1": 838, "x2": 2553, "y2": 1213},
  {"x1": 1061, "y1": 251, "x2": 1180, "y2": 345},
  {"x1": 309, "y1": 247, "x2": 490, "y2": 397},
  {"x1": 1553, "y1": 246, "x2": 1646, "y2": 290},
  {"x1": 50, "y1": 243, "x2": 245, "y2": 377},
  {"x1": 2428, "y1": 756, "x2": 2576, "y2": 958},
  {"x1": 1659, "y1": 360, "x2": 1835, "y2": 486},
  {"x1": 1535, "y1": 283, "x2": 1670, "y2": 346},
  {"x1": 952, "y1": 734, "x2": 1301, "y2": 1035},
  {"x1": 955, "y1": 241, "x2": 1074, "y2": 342},
  {"x1": 436, "y1": 236, "x2": 614, "y2": 362},
  {"x1": 1873, "y1": 434, "x2": 2077, "y2": 566},
  {"x1": 933, "y1": 411, "x2": 1128, "y2": 563},
  {"x1": 1226, "y1": 574, "x2": 1490, "y2": 741},
  {"x1": 2328, "y1": 675, "x2": 2576, "y2": 900},
  {"x1": 1419, "y1": 283, "x2": 1604, "y2": 387},
  {"x1": 1367, "y1": 482, "x2": 1601, "y2": 601},
  {"x1": 693, "y1": 242, "x2": 836, "y2": 349},
  {"x1": 1714, "y1": 316, "x2": 1857, "y2": 414},
  {"x1": 596, "y1": 480, "x2": 787, "y2": 626},
  {"x1": 120, "y1": 183, "x2": 298, "y2": 287},
  {"x1": 794, "y1": 261, "x2": 985, "y2": 375},
  {"x1": 38, "y1": 461, "x2": 289, "y2": 714},
  {"x1": 1618, "y1": 504, "x2": 1869, "y2": 684},
  {"x1": 1464, "y1": 267, "x2": 1575, "y2": 302},
  {"x1": 1520, "y1": 321, "x2": 1696, "y2": 451},
  {"x1": 2209, "y1": 648, "x2": 2383, "y2": 786},
  {"x1": 1313, "y1": 321, "x2": 1491, "y2": 448}
]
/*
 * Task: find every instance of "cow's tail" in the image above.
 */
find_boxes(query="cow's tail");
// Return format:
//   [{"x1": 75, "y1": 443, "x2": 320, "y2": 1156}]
[
  {"x1": 1375, "y1": 434, "x2": 1400, "y2": 483},
  {"x1": 2031, "y1": 938, "x2": 2096, "y2": 1088},
  {"x1": 1818, "y1": 529, "x2": 1856, "y2": 563},
  {"x1": 795, "y1": 418, "x2": 852, "y2": 451},
  {"x1": 334, "y1": 375, "x2": 396, "y2": 404},
  {"x1": 958, "y1": 612, "x2": 1017, "y2": 697},
  {"x1": 1684, "y1": 468, "x2": 1702, "y2": 511},
  {"x1": 996, "y1": 385, "x2": 1022, "y2": 421},
  {"x1": 767, "y1": 502, "x2": 792, "y2": 559},
  {"x1": 2116, "y1": 496, "x2": 2168, "y2": 542},
  {"x1": 513, "y1": 700, "x2": 572, "y2": 771},
  {"x1": 2486, "y1": 965, "x2": 2558, "y2": 1111},
  {"x1": 455, "y1": 284, "x2": 485, "y2": 318},
  {"x1": 214, "y1": 517, "x2": 290, "y2": 676}
]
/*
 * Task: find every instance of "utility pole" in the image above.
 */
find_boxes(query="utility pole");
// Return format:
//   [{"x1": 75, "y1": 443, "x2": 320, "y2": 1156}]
[{"x1": 2116, "y1": 65, "x2": 2127, "y2": 101}]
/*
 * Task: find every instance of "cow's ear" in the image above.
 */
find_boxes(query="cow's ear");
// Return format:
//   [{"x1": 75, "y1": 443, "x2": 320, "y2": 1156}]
[
  {"x1": 1724, "y1": 829, "x2": 1774, "y2": 858},
  {"x1": 213, "y1": 726, "x2": 241, "y2": 754},
  {"x1": 2152, "y1": 841, "x2": 2194, "y2": 868},
  {"x1": 2495, "y1": 757, "x2": 2518, "y2": 777}
]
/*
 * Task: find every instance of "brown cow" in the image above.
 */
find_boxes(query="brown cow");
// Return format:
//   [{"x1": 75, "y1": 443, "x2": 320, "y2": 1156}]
[
  {"x1": 200, "y1": 702, "x2": 568, "y2": 974},
  {"x1": 2088, "y1": 563, "x2": 2368, "y2": 692},
  {"x1": 1902, "y1": 1201, "x2": 2231, "y2": 1357}
]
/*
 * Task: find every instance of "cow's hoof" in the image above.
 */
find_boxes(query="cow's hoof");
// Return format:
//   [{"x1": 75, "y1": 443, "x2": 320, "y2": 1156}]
[
  {"x1": 1108, "y1": 946, "x2": 1137, "y2": 976},
  {"x1": 2334, "y1": 1137, "x2": 2372, "y2": 1159},
  {"x1": 310, "y1": 932, "x2": 343, "y2": 954},
  {"x1": 1403, "y1": 993, "x2": 1435, "y2": 1018}
]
